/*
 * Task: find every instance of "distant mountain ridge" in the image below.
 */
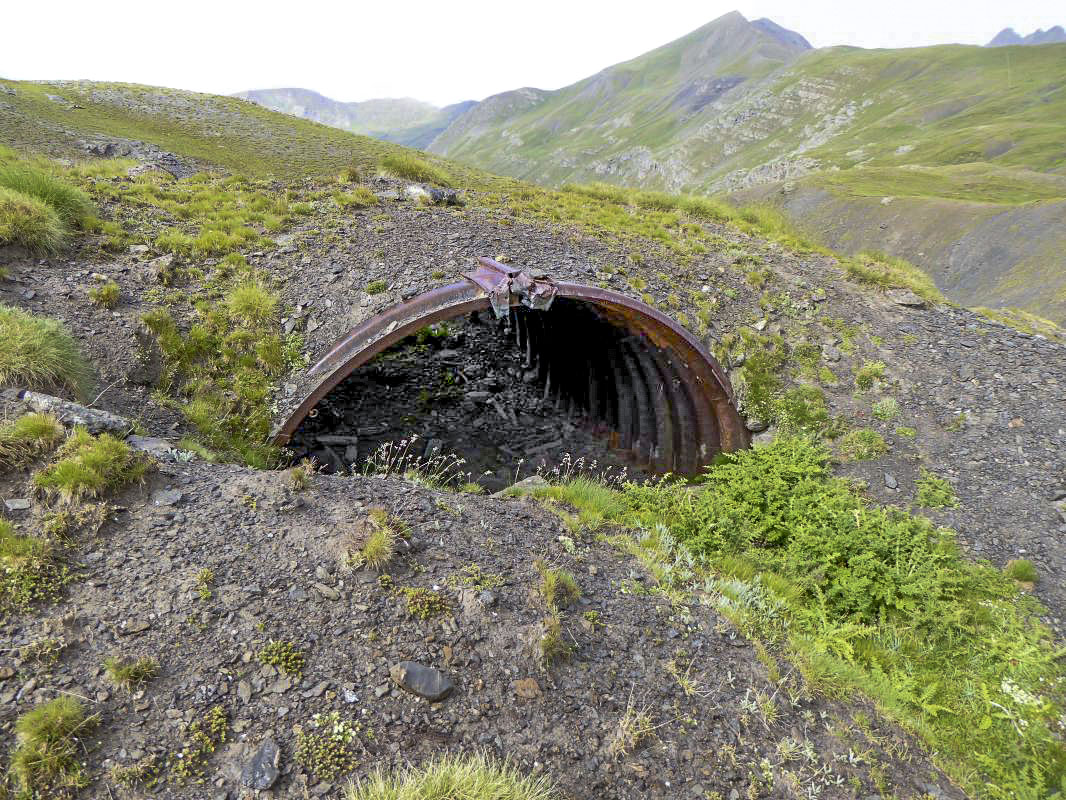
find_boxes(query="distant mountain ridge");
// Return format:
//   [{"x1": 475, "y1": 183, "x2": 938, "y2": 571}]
[
  {"x1": 233, "y1": 88, "x2": 474, "y2": 149},
  {"x1": 987, "y1": 25, "x2": 1066, "y2": 46}
]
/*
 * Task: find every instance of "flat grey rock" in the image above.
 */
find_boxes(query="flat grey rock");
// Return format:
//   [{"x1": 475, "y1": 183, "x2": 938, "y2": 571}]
[
  {"x1": 389, "y1": 661, "x2": 453, "y2": 702},
  {"x1": 240, "y1": 737, "x2": 280, "y2": 790}
]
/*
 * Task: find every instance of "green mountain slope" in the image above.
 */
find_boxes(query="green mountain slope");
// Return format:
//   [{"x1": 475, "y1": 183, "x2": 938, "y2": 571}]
[
  {"x1": 234, "y1": 87, "x2": 476, "y2": 148},
  {"x1": 0, "y1": 79, "x2": 490, "y2": 184},
  {"x1": 420, "y1": 14, "x2": 1066, "y2": 322}
]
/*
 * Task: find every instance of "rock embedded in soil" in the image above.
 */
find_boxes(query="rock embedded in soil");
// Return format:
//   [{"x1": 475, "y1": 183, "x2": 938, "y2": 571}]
[
  {"x1": 241, "y1": 737, "x2": 281, "y2": 790},
  {"x1": 389, "y1": 661, "x2": 453, "y2": 702}
]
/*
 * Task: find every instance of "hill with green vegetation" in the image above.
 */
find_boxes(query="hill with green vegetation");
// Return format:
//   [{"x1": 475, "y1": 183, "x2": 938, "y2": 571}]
[
  {"x1": 1, "y1": 75, "x2": 1066, "y2": 800},
  {"x1": 412, "y1": 14, "x2": 1066, "y2": 322},
  {"x1": 234, "y1": 88, "x2": 476, "y2": 148}
]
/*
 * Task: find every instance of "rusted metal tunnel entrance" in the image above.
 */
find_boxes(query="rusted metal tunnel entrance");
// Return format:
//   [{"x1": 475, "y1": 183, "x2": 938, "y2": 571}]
[{"x1": 274, "y1": 259, "x2": 748, "y2": 477}]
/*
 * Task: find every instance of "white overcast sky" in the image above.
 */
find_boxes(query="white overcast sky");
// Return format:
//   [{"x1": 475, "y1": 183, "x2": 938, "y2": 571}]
[{"x1": 2, "y1": 1, "x2": 1062, "y2": 106}]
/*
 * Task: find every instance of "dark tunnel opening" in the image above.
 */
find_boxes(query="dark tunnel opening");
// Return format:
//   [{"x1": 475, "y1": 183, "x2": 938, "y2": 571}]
[{"x1": 278, "y1": 261, "x2": 747, "y2": 489}]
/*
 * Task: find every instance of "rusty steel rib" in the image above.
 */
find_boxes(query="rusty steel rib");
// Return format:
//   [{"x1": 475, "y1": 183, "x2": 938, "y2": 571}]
[{"x1": 275, "y1": 258, "x2": 748, "y2": 476}]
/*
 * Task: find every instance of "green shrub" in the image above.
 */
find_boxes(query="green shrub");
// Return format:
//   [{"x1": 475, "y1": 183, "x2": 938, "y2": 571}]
[
  {"x1": 871, "y1": 397, "x2": 899, "y2": 421},
  {"x1": 88, "y1": 280, "x2": 121, "y2": 309},
  {"x1": 366, "y1": 279, "x2": 387, "y2": 295},
  {"x1": 9, "y1": 697, "x2": 93, "y2": 797},
  {"x1": 837, "y1": 428, "x2": 888, "y2": 461},
  {"x1": 380, "y1": 153, "x2": 452, "y2": 186},
  {"x1": 0, "y1": 187, "x2": 67, "y2": 252},
  {"x1": 915, "y1": 469, "x2": 959, "y2": 508},
  {"x1": 34, "y1": 428, "x2": 148, "y2": 503},
  {"x1": 854, "y1": 361, "x2": 886, "y2": 391},
  {"x1": 0, "y1": 163, "x2": 94, "y2": 227},
  {"x1": 349, "y1": 752, "x2": 559, "y2": 800},
  {"x1": 0, "y1": 305, "x2": 93, "y2": 399},
  {"x1": 258, "y1": 640, "x2": 305, "y2": 677}
]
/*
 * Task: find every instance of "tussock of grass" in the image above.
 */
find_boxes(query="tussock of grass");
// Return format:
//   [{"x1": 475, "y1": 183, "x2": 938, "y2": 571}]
[
  {"x1": 104, "y1": 655, "x2": 159, "y2": 690},
  {"x1": 348, "y1": 752, "x2": 559, "y2": 800},
  {"x1": 0, "y1": 412, "x2": 65, "y2": 469},
  {"x1": 0, "y1": 162, "x2": 94, "y2": 227},
  {"x1": 534, "y1": 559, "x2": 580, "y2": 611},
  {"x1": 224, "y1": 281, "x2": 278, "y2": 325},
  {"x1": 34, "y1": 428, "x2": 149, "y2": 503},
  {"x1": 88, "y1": 280, "x2": 120, "y2": 309},
  {"x1": 349, "y1": 509, "x2": 399, "y2": 571},
  {"x1": 1004, "y1": 558, "x2": 1038, "y2": 584},
  {"x1": 0, "y1": 187, "x2": 66, "y2": 253},
  {"x1": 843, "y1": 251, "x2": 944, "y2": 304},
  {"x1": 9, "y1": 697, "x2": 94, "y2": 798},
  {"x1": 380, "y1": 153, "x2": 452, "y2": 186},
  {"x1": 837, "y1": 428, "x2": 888, "y2": 461},
  {"x1": 334, "y1": 187, "x2": 379, "y2": 209},
  {"x1": 0, "y1": 305, "x2": 93, "y2": 399}
]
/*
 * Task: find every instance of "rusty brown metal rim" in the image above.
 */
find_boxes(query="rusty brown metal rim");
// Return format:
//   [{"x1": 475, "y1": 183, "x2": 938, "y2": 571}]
[{"x1": 274, "y1": 265, "x2": 749, "y2": 473}]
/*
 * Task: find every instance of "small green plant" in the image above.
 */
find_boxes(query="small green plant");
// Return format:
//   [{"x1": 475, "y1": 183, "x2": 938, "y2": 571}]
[
  {"x1": 608, "y1": 698, "x2": 654, "y2": 757},
  {"x1": 402, "y1": 587, "x2": 450, "y2": 620},
  {"x1": 0, "y1": 519, "x2": 69, "y2": 613},
  {"x1": 1004, "y1": 558, "x2": 1038, "y2": 584},
  {"x1": 380, "y1": 153, "x2": 452, "y2": 186},
  {"x1": 872, "y1": 397, "x2": 899, "y2": 421},
  {"x1": 104, "y1": 655, "x2": 159, "y2": 690},
  {"x1": 459, "y1": 481, "x2": 486, "y2": 494},
  {"x1": 449, "y1": 563, "x2": 504, "y2": 590},
  {"x1": 855, "y1": 361, "x2": 886, "y2": 391},
  {"x1": 196, "y1": 567, "x2": 214, "y2": 600},
  {"x1": 348, "y1": 509, "x2": 399, "y2": 570},
  {"x1": 837, "y1": 428, "x2": 889, "y2": 461},
  {"x1": 224, "y1": 280, "x2": 278, "y2": 325},
  {"x1": 258, "y1": 640, "x2": 305, "y2": 677},
  {"x1": 110, "y1": 755, "x2": 160, "y2": 790},
  {"x1": 0, "y1": 412, "x2": 65, "y2": 469},
  {"x1": 88, "y1": 280, "x2": 121, "y2": 309},
  {"x1": 538, "y1": 614, "x2": 572, "y2": 667},
  {"x1": 0, "y1": 186, "x2": 66, "y2": 252},
  {"x1": 0, "y1": 306, "x2": 93, "y2": 399},
  {"x1": 915, "y1": 469, "x2": 959, "y2": 508},
  {"x1": 171, "y1": 705, "x2": 227, "y2": 783},
  {"x1": 534, "y1": 559, "x2": 581, "y2": 611},
  {"x1": 9, "y1": 697, "x2": 94, "y2": 797},
  {"x1": 34, "y1": 428, "x2": 149, "y2": 502},
  {"x1": 365, "y1": 279, "x2": 387, "y2": 295},
  {"x1": 288, "y1": 458, "x2": 315, "y2": 491},
  {"x1": 339, "y1": 164, "x2": 362, "y2": 183},
  {"x1": 18, "y1": 636, "x2": 64, "y2": 668},
  {"x1": 895, "y1": 426, "x2": 917, "y2": 438},
  {"x1": 349, "y1": 752, "x2": 558, "y2": 800},
  {"x1": 296, "y1": 711, "x2": 367, "y2": 781}
]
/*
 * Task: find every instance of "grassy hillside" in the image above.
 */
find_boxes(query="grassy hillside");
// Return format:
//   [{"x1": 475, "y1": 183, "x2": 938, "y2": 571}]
[{"x1": 0, "y1": 79, "x2": 491, "y2": 185}]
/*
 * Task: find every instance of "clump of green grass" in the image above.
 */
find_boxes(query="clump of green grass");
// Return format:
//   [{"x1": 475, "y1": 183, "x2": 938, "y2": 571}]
[
  {"x1": 347, "y1": 509, "x2": 399, "y2": 570},
  {"x1": 842, "y1": 251, "x2": 944, "y2": 304},
  {"x1": 339, "y1": 164, "x2": 362, "y2": 183},
  {"x1": 534, "y1": 559, "x2": 580, "y2": 611},
  {"x1": 538, "y1": 614, "x2": 572, "y2": 667},
  {"x1": 348, "y1": 752, "x2": 559, "y2": 800},
  {"x1": 0, "y1": 412, "x2": 65, "y2": 469},
  {"x1": 0, "y1": 306, "x2": 93, "y2": 399},
  {"x1": 365, "y1": 279, "x2": 387, "y2": 295},
  {"x1": 915, "y1": 469, "x2": 959, "y2": 508},
  {"x1": 34, "y1": 428, "x2": 149, "y2": 503},
  {"x1": 224, "y1": 280, "x2": 277, "y2": 325},
  {"x1": 837, "y1": 428, "x2": 889, "y2": 461},
  {"x1": 9, "y1": 697, "x2": 94, "y2": 798},
  {"x1": 88, "y1": 280, "x2": 120, "y2": 309},
  {"x1": 258, "y1": 640, "x2": 305, "y2": 677},
  {"x1": 380, "y1": 153, "x2": 452, "y2": 186},
  {"x1": 288, "y1": 458, "x2": 315, "y2": 491},
  {"x1": 1004, "y1": 558, "x2": 1038, "y2": 584},
  {"x1": 0, "y1": 162, "x2": 94, "y2": 227},
  {"x1": 0, "y1": 187, "x2": 67, "y2": 253},
  {"x1": 334, "y1": 187, "x2": 378, "y2": 209},
  {"x1": 854, "y1": 360, "x2": 886, "y2": 391},
  {"x1": 104, "y1": 655, "x2": 159, "y2": 690}
]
